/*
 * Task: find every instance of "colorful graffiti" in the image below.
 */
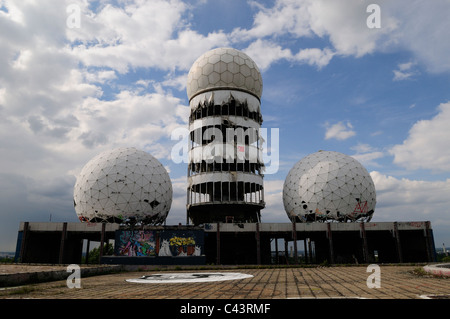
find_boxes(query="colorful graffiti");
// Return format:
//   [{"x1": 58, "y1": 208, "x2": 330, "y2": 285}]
[
  {"x1": 159, "y1": 232, "x2": 203, "y2": 257},
  {"x1": 116, "y1": 230, "x2": 156, "y2": 256},
  {"x1": 114, "y1": 229, "x2": 204, "y2": 257},
  {"x1": 353, "y1": 200, "x2": 368, "y2": 214}
]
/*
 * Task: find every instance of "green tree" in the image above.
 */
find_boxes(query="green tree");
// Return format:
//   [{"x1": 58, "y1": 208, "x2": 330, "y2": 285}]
[{"x1": 87, "y1": 243, "x2": 114, "y2": 264}]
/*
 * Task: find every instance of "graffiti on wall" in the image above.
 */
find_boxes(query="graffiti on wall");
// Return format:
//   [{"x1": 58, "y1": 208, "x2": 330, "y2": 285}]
[
  {"x1": 116, "y1": 230, "x2": 156, "y2": 256},
  {"x1": 115, "y1": 230, "x2": 204, "y2": 257},
  {"x1": 159, "y1": 231, "x2": 203, "y2": 257}
]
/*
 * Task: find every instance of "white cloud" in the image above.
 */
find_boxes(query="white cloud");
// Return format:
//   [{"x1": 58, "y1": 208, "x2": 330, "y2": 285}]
[
  {"x1": 84, "y1": 69, "x2": 117, "y2": 84},
  {"x1": 384, "y1": 0, "x2": 450, "y2": 74},
  {"x1": 370, "y1": 171, "x2": 450, "y2": 229},
  {"x1": 243, "y1": 39, "x2": 334, "y2": 71},
  {"x1": 232, "y1": 0, "x2": 450, "y2": 74},
  {"x1": 306, "y1": 0, "x2": 396, "y2": 57},
  {"x1": 11, "y1": 49, "x2": 32, "y2": 70},
  {"x1": 350, "y1": 143, "x2": 385, "y2": 167},
  {"x1": 351, "y1": 143, "x2": 374, "y2": 154},
  {"x1": 232, "y1": 0, "x2": 313, "y2": 40},
  {"x1": 294, "y1": 47, "x2": 335, "y2": 69},
  {"x1": 390, "y1": 102, "x2": 450, "y2": 173},
  {"x1": 162, "y1": 73, "x2": 188, "y2": 91},
  {"x1": 324, "y1": 121, "x2": 356, "y2": 141},
  {"x1": 243, "y1": 39, "x2": 292, "y2": 71},
  {"x1": 233, "y1": 0, "x2": 396, "y2": 64},
  {"x1": 71, "y1": 88, "x2": 189, "y2": 156},
  {"x1": 68, "y1": 1, "x2": 229, "y2": 73},
  {"x1": 393, "y1": 61, "x2": 419, "y2": 81},
  {"x1": 261, "y1": 179, "x2": 289, "y2": 223},
  {"x1": 165, "y1": 175, "x2": 188, "y2": 225}
]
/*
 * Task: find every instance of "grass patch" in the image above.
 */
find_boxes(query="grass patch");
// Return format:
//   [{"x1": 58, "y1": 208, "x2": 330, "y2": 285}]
[{"x1": 0, "y1": 285, "x2": 38, "y2": 296}]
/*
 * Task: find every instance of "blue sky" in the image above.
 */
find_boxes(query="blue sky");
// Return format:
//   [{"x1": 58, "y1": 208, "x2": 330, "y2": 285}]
[{"x1": 0, "y1": 0, "x2": 449, "y2": 251}]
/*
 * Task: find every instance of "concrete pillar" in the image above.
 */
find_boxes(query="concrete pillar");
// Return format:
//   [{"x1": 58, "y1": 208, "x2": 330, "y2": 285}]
[
  {"x1": 85, "y1": 239, "x2": 91, "y2": 264},
  {"x1": 308, "y1": 238, "x2": 313, "y2": 263},
  {"x1": 99, "y1": 222, "x2": 106, "y2": 262},
  {"x1": 19, "y1": 222, "x2": 29, "y2": 263},
  {"x1": 303, "y1": 239, "x2": 308, "y2": 263},
  {"x1": 327, "y1": 223, "x2": 335, "y2": 264},
  {"x1": 425, "y1": 221, "x2": 436, "y2": 262},
  {"x1": 216, "y1": 223, "x2": 220, "y2": 265},
  {"x1": 360, "y1": 222, "x2": 369, "y2": 263},
  {"x1": 274, "y1": 237, "x2": 279, "y2": 264},
  {"x1": 292, "y1": 222, "x2": 298, "y2": 264},
  {"x1": 256, "y1": 222, "x2": 261, "y2": 265},
  {"x1": 284, "y1": 238, "x2": 289, "y2": 264},
  {"x1": 393, "y1": 222, "x2": 403, "y2": 263},
  {"x1": 58, "y1": 222, "x2": 67, "y2": 264}
]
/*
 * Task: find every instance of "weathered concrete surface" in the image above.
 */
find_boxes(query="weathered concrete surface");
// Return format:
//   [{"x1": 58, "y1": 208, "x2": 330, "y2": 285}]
[
  {"x1": 0, "y1": 264, "x2": 121, "y2": 287},
  {"x1": 0, "y1": 264, "x2": 449, "y2": 299},
  {"x1": 423, "y1": 263, "x2": 450, "y2": 277}
]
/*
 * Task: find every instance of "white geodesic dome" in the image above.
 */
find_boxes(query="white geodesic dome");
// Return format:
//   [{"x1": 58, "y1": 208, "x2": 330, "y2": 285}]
[
  {"x1": 186, "y1": 47, "x2": 263, "y2": 101},
  {"x1": 283, "y1": 151, "x2": 376, "y2": 222},
  {"x1": 73, "y1": 147, "x2": 172, "y2": 225}
]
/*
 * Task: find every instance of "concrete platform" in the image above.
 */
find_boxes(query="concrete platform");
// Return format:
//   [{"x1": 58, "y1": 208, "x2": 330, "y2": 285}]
[
  {"x1": 0, "y1": 264, "x2": 121, "y2": 287},
  {"x1": 1, "y1": 264, "x2": 449, "y2": 300}
]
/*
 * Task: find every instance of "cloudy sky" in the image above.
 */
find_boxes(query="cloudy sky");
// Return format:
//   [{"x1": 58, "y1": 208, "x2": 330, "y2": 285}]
[{"x1": 1, "y1": 0, "x2": 449, "y2": 252}]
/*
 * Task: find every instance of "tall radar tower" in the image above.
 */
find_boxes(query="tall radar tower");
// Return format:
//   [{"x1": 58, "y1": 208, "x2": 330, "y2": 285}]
[{"x1": 186, "y1": 47, "x2": 265, "y2": 224}]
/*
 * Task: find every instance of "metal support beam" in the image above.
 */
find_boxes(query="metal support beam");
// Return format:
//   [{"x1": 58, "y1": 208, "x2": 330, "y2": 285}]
[{"x1": 58, "y1": 222, "x2": 67, "y2": 264}]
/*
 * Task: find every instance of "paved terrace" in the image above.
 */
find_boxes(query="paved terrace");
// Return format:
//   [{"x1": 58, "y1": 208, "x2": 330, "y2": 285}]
[{"x1": 0, "y1": 264, "x2": 449, "y2": 300}]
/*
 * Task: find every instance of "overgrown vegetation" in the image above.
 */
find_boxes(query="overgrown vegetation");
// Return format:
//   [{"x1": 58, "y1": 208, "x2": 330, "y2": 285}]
[
  {"x1": 0, "y1": 256, "x2": 14, "y2": 263},
  {"x1": 82, "y1": 243, "x2": 114, "y2": 264},
  {"x1": 437, "y1": 255, "x2": 450, "y2": 263}
]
